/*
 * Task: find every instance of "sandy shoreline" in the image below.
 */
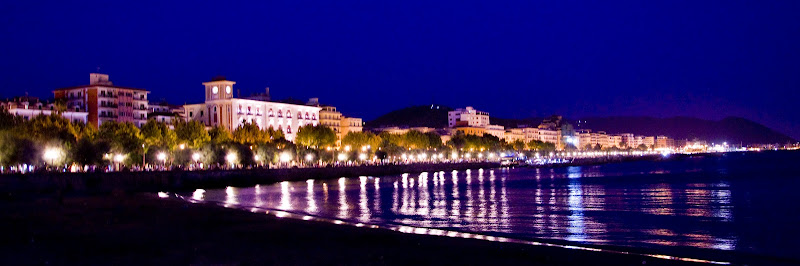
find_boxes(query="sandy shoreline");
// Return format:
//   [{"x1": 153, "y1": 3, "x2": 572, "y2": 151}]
[{"x1": 0, "y1": 192, "x2": 717, "y2": 266}]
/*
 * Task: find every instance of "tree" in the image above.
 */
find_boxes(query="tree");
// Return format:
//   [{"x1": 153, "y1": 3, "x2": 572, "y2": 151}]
[
  {"x1": 0, "y1": 131, "x2": 38, "y2": 167},
  {"x1": 341, "y1": 131, "x2": 382, "y2": 151},
  {"x1": 97, "y1": 121, "x2": 143, "y2": 155},
  {"x1": 141, "y1": 120, "x2": 177, "y2": 151},
  {"x1": 0, "y1": 109, "x2": 22, "y2": 131},
  {"x1": 23, "y1": 114, "x2": 76, "y2": 143},
  {"x1": 174, "y1": 120, "x2": 210, "y2": 148},
  {"x1": 402, "y1": 130, "x2": 429, "y2": 149},
  {"x1": 295, "y1": 124, "x2": 336, "y2": 148},
  {"x1": 528, "y1": 140, "x2": 556, "y2": 152},
  {"x1": 424, "y1": 132, "x2": 443, "y2": 149},
  {"x1": 510, "y1": 140, "x2": 526, "y2": 151},
  {"x1": 209, "y1": 126, "x2": 232, "y2": 144},
  {"x1": 232, "y1": 122, "x2": 269, "y2": 144}
]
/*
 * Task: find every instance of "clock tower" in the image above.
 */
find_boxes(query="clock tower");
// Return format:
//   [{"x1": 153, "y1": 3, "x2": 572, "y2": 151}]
[{"x1": 202, "y1": 76, "x2": 236, "y2": 101}]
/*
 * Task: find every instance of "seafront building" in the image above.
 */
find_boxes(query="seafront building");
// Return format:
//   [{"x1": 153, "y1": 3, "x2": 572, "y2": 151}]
[
  {"x1": 307, "y1": 98, "x2": 363, "y2": 139},
  {"x1": 183, "y1": 76, "x2": 321, "y2": 141},
  {"x1": 147, "y1": 102, "x2": 185, "y2": 128},
  {"x1": 53, "y1": 73, "x2": 150, "y2": 127},
  {"x1": 0, "y1": 96, "x2": 88, "y2": 124},
  {"x1": 448, "y1": 106, "x2": 489, "y2": 128}
]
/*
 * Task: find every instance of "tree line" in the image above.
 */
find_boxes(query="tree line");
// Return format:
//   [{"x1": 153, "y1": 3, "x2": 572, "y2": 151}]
[{"x1": 0, "y1": 109, "x2": 569, "y2": 170}]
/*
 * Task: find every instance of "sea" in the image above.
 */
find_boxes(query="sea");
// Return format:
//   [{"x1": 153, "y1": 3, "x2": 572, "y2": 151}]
[{"x1": 178, "y1": 151, "x2": 800, "y2": 263}]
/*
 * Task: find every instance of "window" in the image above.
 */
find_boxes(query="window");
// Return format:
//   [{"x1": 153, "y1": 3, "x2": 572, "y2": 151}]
[
  {"x1": 238, "y1": 105, "x2": 242, "y2": 113},
  {"x1": 305, "y1": 112, "x2": 309, "y2": 119},
  {"x1": 200, "y1": 111, "x2": 204, "y2": 117},
  {"x1": 287, "y1": 126, "x2": 291, "y2": 133},
  {"x1": 297, "y1": 112, "x2": 302, "y2": 119},
  {"x1": 286, "y1": 111, "x2": 291, "y2": 118},
  {"x1": 214, "y1": 106, "x2": 217, "y2": 112},
  {"x1": 268, "y1": 109, "x2": 274, "y2": 117},
  {"x1": 311, "y1": 114, "x2": 316, "y2": 120},
  {"x1": 247, "y1": 106, "x2": 251, "y2": 114},
  {"x1": 189, "y1": 112, "x2": 193, "y2": 117},
  {"x1": 277, "y1": 110, "x2": 282, "y2": 117}
]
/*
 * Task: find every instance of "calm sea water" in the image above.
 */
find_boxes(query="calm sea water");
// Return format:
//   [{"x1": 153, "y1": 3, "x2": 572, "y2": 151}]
[{"x1": 182, "y1": 151, "x2": 800, "y2": 261}]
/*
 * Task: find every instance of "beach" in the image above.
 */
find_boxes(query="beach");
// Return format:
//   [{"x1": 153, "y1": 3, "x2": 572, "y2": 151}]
[{"x1": 0, "y1": 192, "x2": 704, "y2": 265}]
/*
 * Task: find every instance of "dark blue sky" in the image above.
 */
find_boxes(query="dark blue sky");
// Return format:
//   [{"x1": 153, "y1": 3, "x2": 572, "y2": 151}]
[{"x1": 1, "y1": 1, "x2": 798, "y2": 139}]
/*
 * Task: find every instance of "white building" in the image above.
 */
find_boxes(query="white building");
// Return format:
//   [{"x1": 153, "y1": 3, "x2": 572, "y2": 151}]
[
  {"x1": 485, "y1": 124, "x2": 505, "y2": 139},
  {"x1": 448, "y1": 106, "x2": 490, "y2": 128},
  {"x1": 0, "y1": 96, "x2": 88, "y2": 124},
  {"x1": 183, "y1": 77, "x2": 320, "y2": 142}
]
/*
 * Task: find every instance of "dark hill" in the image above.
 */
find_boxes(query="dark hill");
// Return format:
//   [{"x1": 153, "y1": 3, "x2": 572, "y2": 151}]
[
  {"x1": 578, "y1": 116, "x2": 795, "y2": 144},
  {"x1": 366, "y1": 105, "x2": 453, "y2": 128}
]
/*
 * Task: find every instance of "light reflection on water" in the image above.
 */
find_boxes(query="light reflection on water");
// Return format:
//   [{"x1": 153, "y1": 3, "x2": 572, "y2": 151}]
[{"x1": 185, "y1": 154, "x2": 800, "y2": 260}]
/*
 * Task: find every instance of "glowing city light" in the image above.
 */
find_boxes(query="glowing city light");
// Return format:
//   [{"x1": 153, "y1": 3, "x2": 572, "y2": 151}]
[
  {"x1": 114, "y1": 154, "x2": 125, "y2": 163},
  {"x1": 305, "y1": 153, "x2": 314, "y2": 161},
  {"x1": 192, "y1": 153, "x2": 201, "y2": 162},
  {"x1": 359, "y1": 153, "x2": 367, "y2": 160},
  {"x1": 280, "y1": 152, "x2": 292, "y2": 162},
  {"x1": 43, "y1": 148, "x2": 60, "y2": 163},
  {"x1": 338, "y1": 153, "x2": 347, "y2": 161},
  {"x1": 156, "y1": 152, "x2": 167, "y2": 162},
  {"x1": 226, "y1": 152, "x2": 237, "y2": 164}
]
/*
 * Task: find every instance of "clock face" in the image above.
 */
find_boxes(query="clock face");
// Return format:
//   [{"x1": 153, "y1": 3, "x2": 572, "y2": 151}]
[
  {"x1": 226, "y1": 86, "x2": 231, "y2": 94},
  {"x1": 212, "y1": 86, "x2": 219, "y2": 94}
]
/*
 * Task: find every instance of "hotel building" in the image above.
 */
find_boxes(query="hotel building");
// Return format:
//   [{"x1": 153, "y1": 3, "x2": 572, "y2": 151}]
[
  {"x1": 308, "y1": 98, "x2": 363, "y2": 139},
  {"x1": 448, "y1": 106, "x2": 489, "y2": 128},
  {"x1": 53, "y1": 73, "x2": 150, "y2": 128},
  {"x1": 183, "y1": 77, "x2": 321, "y2": 142}
]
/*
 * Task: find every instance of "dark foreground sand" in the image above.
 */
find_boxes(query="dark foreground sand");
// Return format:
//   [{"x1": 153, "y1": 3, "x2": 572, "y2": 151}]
[{"x1": 1, "y1": 193, "x2": 708, "y2": 265}]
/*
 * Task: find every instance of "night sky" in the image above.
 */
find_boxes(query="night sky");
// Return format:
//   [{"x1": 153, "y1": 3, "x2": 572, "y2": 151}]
[{"x1": 1, "y1": 1, "x2": 798, "y2": 139}]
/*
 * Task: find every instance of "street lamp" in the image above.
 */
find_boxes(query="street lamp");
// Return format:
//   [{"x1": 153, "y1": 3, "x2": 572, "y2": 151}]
[
  {"x1": 156, "y1": 152, "x2": 167, "y2": 163},
  {"x1": 337, "y1": 153, "x2": 347, "y2": 161},
  {"x1": 43, "y1": 148, "x2": 60, "y2": 166},
  {"x1": 305, "y1": 153, "x2": 314, "y2": 162},
  {"x1": 358, "y1": 153, "x2": 367, "y2": 160},
  {"x1": 280, "y1": 152, "x2": 292, "y2": 163},
  {"x1": 226, "y1": 152, "x2": 237, "y2": 168}
]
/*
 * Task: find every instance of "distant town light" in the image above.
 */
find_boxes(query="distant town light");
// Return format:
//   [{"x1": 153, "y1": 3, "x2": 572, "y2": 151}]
[
  {"x1": 305, "y1": 153, "x2": 314, "y2": 161},
  {"x1": 359, "y1": 153, "x2": 367, "y2": 160},
  {"x1": 114, "y1": 154, "x2": 125, "y2": 163},
  {"x1": 338, "y1": 153, "x2": 348, "y2": 161},
  {"x1": 192, "y1": 153, "x2": 201, "y2": 162}
]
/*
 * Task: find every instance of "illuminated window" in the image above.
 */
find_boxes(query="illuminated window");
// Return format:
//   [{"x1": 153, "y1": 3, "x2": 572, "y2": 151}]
[
  {"x1": 297, "y1": 112, "x2": 302, "y2": 119},
  {"x1": 277, "y1": 110, "x2": 282, "y2": 117},
  {"x1": 286, "y1": 110, "x2": 292, "y2": 118},
  {"x1": 287, "y1": 126, "x2": 292, "y2": 133},
  {"x1": 311, "y1": 114, "x2": 316, "y2": 120},
  {"x1": 305, "y1": 112, "x2": 309, "y2": 119},
  {"x1": 269, "y1": 109, "x2": 274, "y2": 117}
]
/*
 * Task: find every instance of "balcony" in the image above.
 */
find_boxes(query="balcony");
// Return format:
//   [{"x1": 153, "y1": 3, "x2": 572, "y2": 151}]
[
  {"x1": 98, "y1": 113, "x2": 118, "y2": 118},
  {"x1": 99, "y1": 94, "x2": 118, "y2": 99},
  {"x1": 99, "y1": 103, "x2": 119, "y2": 108}
]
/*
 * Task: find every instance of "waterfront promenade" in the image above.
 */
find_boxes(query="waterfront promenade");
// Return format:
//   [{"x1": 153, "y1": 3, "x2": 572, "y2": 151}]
[{"x1": 0, "y1": 162, "x2": 499, "y2": 194}]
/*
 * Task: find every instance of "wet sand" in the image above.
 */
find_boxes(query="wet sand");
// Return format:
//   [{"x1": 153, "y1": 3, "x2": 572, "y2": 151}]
[{"x1": 0, "y1": 193, "x2": 707, "y2": 265}]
